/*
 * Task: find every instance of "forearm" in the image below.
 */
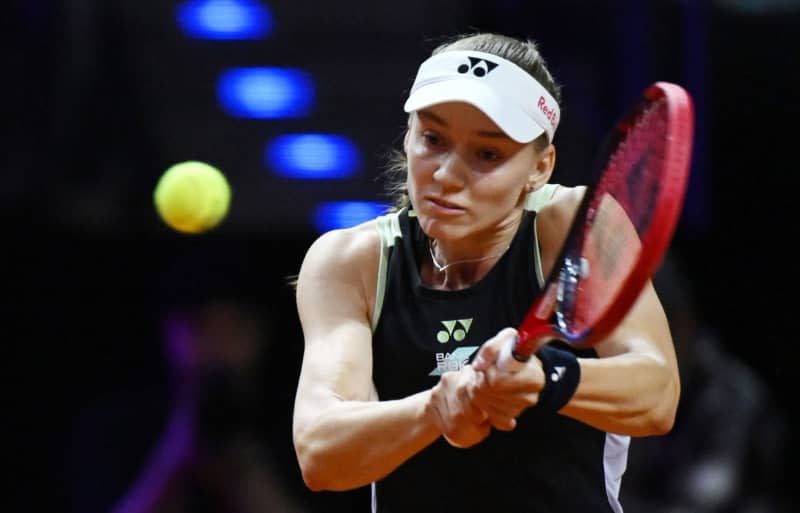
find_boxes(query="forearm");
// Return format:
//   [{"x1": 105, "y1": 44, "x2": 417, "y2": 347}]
[
  {"x1": 294, "y1": 389, "x2": 440, "y2": 491},
  {"x1": 561, "y1": 352, "x2": 679, "y2": 436}
]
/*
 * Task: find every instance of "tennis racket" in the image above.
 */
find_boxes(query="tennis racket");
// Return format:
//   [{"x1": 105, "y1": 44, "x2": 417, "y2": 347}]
[{"x1": 498, "y1": 81, "x2": 694, "y2": 371}]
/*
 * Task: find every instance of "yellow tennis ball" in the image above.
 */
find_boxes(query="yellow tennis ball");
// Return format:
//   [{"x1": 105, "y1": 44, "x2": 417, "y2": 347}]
[{"x1": 154, "y1": 161, "x2": 231, "y2": 234}]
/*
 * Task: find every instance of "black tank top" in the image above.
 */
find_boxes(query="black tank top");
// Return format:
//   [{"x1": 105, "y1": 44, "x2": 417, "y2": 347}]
[{"x1": 371, "y1": 207, "x2": 627, "y2": 513}]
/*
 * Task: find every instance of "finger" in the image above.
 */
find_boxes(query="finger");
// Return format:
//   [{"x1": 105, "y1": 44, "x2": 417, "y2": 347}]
[
  {"x1": 461, "y1": 386, "x2": 490, "y2": 424},
  {"x1": 489, "y1": 415, "x2": 517, "y2": 432},
  {"x1": 481, "y1": 398, "x2": 523, "y2": 419},
  {"x1": 468, "y1": 370, "x2": 503, "y2": 415},
  {"x1": 476, "y1": 403, "x2": 517, "y2": 431},
  {"x1": 480, "y1": 365, "x2": 530, "y2": 393},
  {"x1": 472, "y1": 391, "x2": 533, "y2": 418},
  {"x1": 444, "y1": 422, "x2": 491, "y2": 448},
  {"x1": 460, "y1": 367, "x2": 491, "y2": 424},
  {"x1": 482, "y1": 357, "x2": 547, "y2": 393},
  {"x1": 472, "y1": 327, "x2": 519, "y2": 371}
]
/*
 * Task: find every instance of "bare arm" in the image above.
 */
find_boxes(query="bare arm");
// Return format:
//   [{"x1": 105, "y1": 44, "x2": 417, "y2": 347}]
[
  {"x1": 546, "y1": 187, "x2": 680, "y2": 434},
  {"x1": 292, "y1": 223, "x2": 488, "y2": 492},
  {"x1": 562, "y1": 280, "x2": 680, "y2": 435}
]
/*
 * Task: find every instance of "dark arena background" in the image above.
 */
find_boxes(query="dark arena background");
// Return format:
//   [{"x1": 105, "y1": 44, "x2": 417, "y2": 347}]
[{"x1": 4, "y1": 1, "x2": 798, "y2": 511}]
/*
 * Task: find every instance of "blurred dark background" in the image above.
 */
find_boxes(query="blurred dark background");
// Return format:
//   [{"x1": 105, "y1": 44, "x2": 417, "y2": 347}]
[{"x1": 4, "y1": 0, "x2": 798, "y2": 512}]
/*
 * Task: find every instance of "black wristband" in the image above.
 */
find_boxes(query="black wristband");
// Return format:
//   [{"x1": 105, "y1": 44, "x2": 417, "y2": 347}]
[{"x1": 535, "y1": 344, "x2": 580, "y2": 413}]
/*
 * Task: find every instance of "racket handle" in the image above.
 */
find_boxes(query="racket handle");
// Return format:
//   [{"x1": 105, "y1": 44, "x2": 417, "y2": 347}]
[{"x1": 497, "y1": 336, "x2": 528, "y2": 373}]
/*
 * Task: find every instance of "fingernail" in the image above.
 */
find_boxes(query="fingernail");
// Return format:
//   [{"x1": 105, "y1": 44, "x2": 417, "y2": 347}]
[{"x1": 473, "y1": 355, "x2": 486, "y2": 370}]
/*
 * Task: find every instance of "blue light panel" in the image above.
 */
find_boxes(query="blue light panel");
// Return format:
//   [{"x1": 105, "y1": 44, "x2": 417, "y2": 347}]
[
  {"x1": 267, "y1": 134, "x2": 360, "y2": 179},
  {"x1": 312, "y1": 201, "x2": 390, "y2": 232},
  {"x1": 218, "y1": 68, "x2": 314, "y2": 118},
  {"x1": 176, "y1": 0, "x2": 273, "y2": 40}
]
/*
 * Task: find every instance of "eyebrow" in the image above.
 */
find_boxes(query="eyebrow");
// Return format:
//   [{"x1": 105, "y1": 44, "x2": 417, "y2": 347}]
[{"x1": 417, "y1": 110, "x2": 510, "y2": 140}]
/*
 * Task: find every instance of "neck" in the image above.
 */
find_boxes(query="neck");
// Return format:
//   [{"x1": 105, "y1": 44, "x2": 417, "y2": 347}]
[
  {"x1": 425, "y1": 211, "x2": 524, "y2": 288},
  {"x1": 428, "y1": 238, "x2": 510, "y2": 273}
]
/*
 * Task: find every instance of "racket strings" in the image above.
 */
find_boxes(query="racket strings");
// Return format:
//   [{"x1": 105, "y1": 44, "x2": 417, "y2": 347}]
[
  {"x1": 566, "y1": 97, "x2": 671, "y2": 334},
  {"x1": 517, "y1": 82, "x2": 692, "y2": 351}
]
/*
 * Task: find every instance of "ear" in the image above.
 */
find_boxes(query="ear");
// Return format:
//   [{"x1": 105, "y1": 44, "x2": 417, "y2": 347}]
[{"x1": 528, "y1": 143, "x2": 556, "y2": 191}]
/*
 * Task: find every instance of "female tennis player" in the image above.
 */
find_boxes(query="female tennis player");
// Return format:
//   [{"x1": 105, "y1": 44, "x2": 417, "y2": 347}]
[{"x1": 292, "y1": 32, "x2": 680, "y2": 512}]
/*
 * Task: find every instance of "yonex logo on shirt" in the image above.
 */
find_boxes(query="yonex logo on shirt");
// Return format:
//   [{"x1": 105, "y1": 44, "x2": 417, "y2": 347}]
[{"x1": 437, "y1": 319, "x2": 473, "y2": 343}]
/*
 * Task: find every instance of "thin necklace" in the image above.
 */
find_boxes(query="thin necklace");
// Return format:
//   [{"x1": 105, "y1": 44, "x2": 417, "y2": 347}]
[{"x1": 428, "y1": 238, "x2": 510, "y2": 272}]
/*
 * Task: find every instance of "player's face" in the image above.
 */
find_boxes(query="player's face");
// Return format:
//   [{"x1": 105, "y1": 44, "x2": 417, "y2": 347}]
[{"x1": 405, "y1": 102, "x2": 543, "y2": 243}]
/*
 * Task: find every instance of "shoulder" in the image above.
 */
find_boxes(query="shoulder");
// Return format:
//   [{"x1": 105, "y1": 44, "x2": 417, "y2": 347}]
[
  {"x1": 536, "y1": 184, "x2": 586, "y2": 227},
  {"x1": 534, "y1": 184, "x2": 587, "y2": 277},
  {"x1": 299, "y1": 218, "x2": 382, "y2": 282},
  {"x1": 296, "y1": 218, "x2": 383, "y2": 312}
]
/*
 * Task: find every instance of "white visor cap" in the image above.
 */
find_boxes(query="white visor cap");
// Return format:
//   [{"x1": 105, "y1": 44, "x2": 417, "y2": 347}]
[{"x1": 403, "y1": 50, "x2": 560, "y2": 143}]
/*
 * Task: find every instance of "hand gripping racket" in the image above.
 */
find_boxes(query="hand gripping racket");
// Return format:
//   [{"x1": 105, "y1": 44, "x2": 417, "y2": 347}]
[{"x1": 498, "y1": 81, "x2": 694, "y2": 371}]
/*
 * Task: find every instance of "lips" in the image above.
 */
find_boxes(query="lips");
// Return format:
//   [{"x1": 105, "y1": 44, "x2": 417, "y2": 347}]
[{"x1": 425, "y1": 196, "x2": 465, "y2": 214}]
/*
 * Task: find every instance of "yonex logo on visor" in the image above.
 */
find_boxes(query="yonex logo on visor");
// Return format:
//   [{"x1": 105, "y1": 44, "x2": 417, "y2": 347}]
[
  {"x1": 404, "y1": 50, "x2": 560, "y2": 143},
  {"x1": 457, "y1": 57, "x2": 498, "y2": 77}
]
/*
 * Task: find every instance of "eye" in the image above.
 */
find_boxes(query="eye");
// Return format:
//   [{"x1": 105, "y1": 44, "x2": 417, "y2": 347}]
[
  {"x1": 422, "y1": 131, "x2": 442, "y2": 147},
  {"x1": 478, "y1": 149, "x2": 501, "y2": 162}
]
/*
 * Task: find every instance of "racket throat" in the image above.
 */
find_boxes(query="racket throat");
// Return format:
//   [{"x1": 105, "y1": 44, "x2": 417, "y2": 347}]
[
  {"x1": 555, "y1": 255, "x2": 589, "y2": 331},
  {"x1": 515, "y1": 326, "x2": 556, "y2": 361},
  {"x1": 515, "y1": 255, "x2": 586, "y2": 360}
]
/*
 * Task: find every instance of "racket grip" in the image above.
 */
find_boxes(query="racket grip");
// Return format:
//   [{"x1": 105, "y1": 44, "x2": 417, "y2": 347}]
[{"x1": 497, "y1": 336, "x2": 528, "y2": 373}]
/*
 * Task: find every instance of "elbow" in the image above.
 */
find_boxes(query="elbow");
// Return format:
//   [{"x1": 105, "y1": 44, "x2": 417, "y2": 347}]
[
  {"x1": 298, "y1": 456, "x2": 352, "y2": 492},
  {"x1": 648, "y1": 407, "x2": 676, "y2": 435},
  {"x1": 295, "y1": 436, "x2": 330, "y2": 492},
  {"x1": 297, "y1": 452, "x2": 323, "y2": 492},
  {"x1": 644, "y1": 372, "x2": 681, "y2": 435},
  {"x1": 294, "y1": 433, "x2": 348, "y2": 492},
  {"x1": 300, "y1": 467, "x2": 329, "y2": 493},
  {"x1": 626, "y1": 393, "x2": 677, "y2": 436}
]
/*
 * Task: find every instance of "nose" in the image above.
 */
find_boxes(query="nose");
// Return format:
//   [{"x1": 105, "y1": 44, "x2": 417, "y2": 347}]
[{"x1": 433, "y1": 151, "x2": 467, "y2": 189}]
